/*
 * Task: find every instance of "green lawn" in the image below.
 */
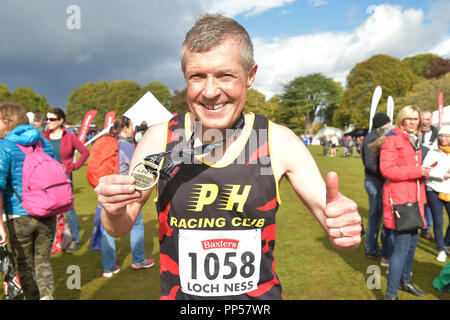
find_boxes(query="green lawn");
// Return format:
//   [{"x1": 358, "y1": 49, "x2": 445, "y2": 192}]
[{"x1": 4, "y1": 146, "x2": 450, "y2": 300}]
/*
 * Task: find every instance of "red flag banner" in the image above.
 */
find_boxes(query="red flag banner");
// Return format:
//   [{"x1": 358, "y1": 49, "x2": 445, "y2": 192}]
[
  {"x1": 104, "y1": 111, "x2": 116, "y2": 129},
  {"x1": 438, "y1": 92, "x2": 444, "y2": 128},
  {"x1": 78, "y1": 109, "x2": 98, "y2": 143}
]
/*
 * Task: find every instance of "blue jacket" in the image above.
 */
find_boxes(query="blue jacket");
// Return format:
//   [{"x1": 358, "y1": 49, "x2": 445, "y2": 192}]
[{"x1": 0, "y1": 125, "x2": 56, "y2": 217}]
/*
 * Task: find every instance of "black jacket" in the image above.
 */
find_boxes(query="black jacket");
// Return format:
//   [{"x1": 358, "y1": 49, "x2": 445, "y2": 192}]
[
  {"x1": 422, "y1": 125, "x2": 438, "y2": 145},
  {"x1": 361, "y1": 129, "x2": 384, "y2": 180}
]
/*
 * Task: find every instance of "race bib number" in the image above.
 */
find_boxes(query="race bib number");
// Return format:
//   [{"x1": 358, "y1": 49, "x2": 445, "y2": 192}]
[{"x1": 178, "y1": 229, "x2": 261, "y2": 297}]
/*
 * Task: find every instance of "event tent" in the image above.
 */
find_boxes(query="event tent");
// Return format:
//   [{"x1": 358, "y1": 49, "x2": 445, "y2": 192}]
[
  {"x1": 84, "y1": 91, "x2": 173, "y2": 146},
  {"x1": 311, "y1": 126, "x2": 343, "y2": 145},
  {"x1": 432, "y1": 105, "x2": 450, "y2": 126}
]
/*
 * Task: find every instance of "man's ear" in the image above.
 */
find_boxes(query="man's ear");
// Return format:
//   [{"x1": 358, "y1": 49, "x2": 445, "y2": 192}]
[{"x1": 246, "y1": 64, "x2": 258, "y2": 88}]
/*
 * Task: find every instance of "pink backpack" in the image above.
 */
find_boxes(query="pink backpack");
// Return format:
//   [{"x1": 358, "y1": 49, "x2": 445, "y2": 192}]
[{"x1": 12, "y1": 140, "x2": 74, "y2": 218}]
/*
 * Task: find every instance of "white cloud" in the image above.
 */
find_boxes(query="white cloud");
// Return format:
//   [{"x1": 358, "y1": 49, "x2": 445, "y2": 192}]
[
  {"x1": 308, "y1": 0, "x2": 328, "y2": 8},
  {"x1": 202, "y1": 0, "x2": 295, "y2": 17},
  {"x1": 251, "y1": 3, "x2": 450, "y2": 99}
]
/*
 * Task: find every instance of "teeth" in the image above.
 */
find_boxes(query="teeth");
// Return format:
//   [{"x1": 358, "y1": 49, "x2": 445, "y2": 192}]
[{"x1": 204, "y1": 104, "x2": 224, "y2": 110}]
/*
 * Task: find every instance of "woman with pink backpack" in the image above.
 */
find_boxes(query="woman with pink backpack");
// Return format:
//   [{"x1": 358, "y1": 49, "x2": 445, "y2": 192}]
[
  {"x1": 0, "y1": 104, "x2": 61, "y2": 300},
  {"x1": 43, "y1": 108, "x2": 90, "y2": 253}
]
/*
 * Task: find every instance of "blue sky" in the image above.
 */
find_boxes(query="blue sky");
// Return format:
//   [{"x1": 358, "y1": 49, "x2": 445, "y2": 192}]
[
  {"x1": 238, "y1": 0, "x2": 435, "y2": 37},
  {"x1": 0, "y1": 0, "x2": 449, "y2": 108}
]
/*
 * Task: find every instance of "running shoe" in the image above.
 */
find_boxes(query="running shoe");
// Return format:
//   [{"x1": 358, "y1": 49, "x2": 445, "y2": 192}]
[
  {"x1": 102, "y1": 265, "x2": 120, "y2": 278},
  {"x1": 131, "y1": 258, "x2": 155, "y2": 270}
]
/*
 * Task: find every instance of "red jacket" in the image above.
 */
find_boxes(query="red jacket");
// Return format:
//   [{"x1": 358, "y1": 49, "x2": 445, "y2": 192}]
[
  {"x1": 43, "y1": 129, "x2": 90, "y2": 175},
  {"x1": 379, "y1": 128, "x2": 427, "y2": 230}
]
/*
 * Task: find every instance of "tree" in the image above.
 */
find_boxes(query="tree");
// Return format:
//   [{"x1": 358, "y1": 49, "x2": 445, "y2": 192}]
[
  {"x1": 0, "y1": 84, "x2": 11, "y2": 102},
  {"x1": 244, "y1": 88, "x2": 277, "y2": 121},
  {"x1": 170, "y1": 88, "x2": 189, "y2": 115},
  {"x1": 141, "y1": 82, "x2": 172, "y2": 109},
  {"x1": 338, "y1": 54, "x2": 422, "y2": 128},
  {"x1": 402, "y1": 53, "x2": 440, "y2": 77},
  {"x1": 65, "y1": 80, "x2": 142, "y2": 126},
  {"x1": 276, "y1": 73, "x2": 343, "y2": 135},
  {"x1": 396, "y1": 72, "x2": 450, "y2": 112},
  {"x1": 424, "y1": 57, "x2": 450, "y2": 79},
  {"x1": 7, "y1": 86, "x2": 52, "y2": 114}
]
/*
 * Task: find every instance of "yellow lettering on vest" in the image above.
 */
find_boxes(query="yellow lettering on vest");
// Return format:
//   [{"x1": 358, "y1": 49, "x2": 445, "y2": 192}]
[
  {"x1": 187, "y1": 184, "x2": 219, "y2": 212},
  {"x1": 169, "y1": 217, "x2": 178, "y2": 227},
  {"x1": 216, "y1": 217, "x2": 226, "y2": 228},
  {"x1": 232, "y1": 217, "x2": 241, "y2": 226},
  {"x1": 178, "y1": 219, "x2": 187, "y2": 228},
  {"x1": 219, "y1": 185, "x2": 251, "y2": 212},
  {"x1": 187, "y1": 219, "x2": 197, "y2": 229},
  {"x1": 255, "y1": 218, "x2": 265, "y2": 228}
]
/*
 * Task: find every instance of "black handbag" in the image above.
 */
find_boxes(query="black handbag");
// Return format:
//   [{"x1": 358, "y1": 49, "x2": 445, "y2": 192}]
[
  {"x1": 0, "y1": 244, "x2": 24, "y2": 300},
  {"x1": 389, "y1": 180, "x2": 424, "y2": 232}
]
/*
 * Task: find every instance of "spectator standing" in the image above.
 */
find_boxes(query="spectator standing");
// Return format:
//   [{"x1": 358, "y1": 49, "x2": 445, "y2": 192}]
[
  {"x1": 330, "y1": 134, "x2": 339, "y2": 157},
  {"x1": 420, "y1": 110, "x2": 439, "y2": 241},
  {"x1": 379, "y1": 105, "x2": 430, "y2": 300},
  {"x1": 32, "y1": 112, "x2": 45, "y2": 134},
  {"x1": 0, "y1": 104, "x2": 56, "y2": 299},
  {"x1": 99, "y1": 116, "x2": 154, "y2": 278},
  {"x1": 361, "y1": 113, "x2": 394, "y2": 267},
  {"x1": 422, "y1": 125, "x2": 450, "y2": 262},
  {"x1": 43, "y1": 108, "x2": 90, "y2": 252}
]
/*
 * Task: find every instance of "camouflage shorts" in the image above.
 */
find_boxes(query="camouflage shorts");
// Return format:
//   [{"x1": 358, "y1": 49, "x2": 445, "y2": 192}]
[{"x1": 6, "y1": 215, "x2": 56, "y2": 300}]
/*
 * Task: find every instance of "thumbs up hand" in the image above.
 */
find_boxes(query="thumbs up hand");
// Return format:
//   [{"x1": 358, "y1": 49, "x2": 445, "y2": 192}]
[{"x1": 324, "y1": 172, "x2": 362, "y2": 250}]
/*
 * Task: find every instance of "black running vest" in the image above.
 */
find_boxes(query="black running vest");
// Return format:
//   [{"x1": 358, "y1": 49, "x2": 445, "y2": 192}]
[{"x1": 156, "y1": 113, "x2": 282, "y2": 300}]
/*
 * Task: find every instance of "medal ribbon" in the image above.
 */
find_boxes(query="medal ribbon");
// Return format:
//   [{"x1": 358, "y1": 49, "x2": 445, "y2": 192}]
[{"x1": 143, "y1": 113, "x2": 245, "y2": 181}]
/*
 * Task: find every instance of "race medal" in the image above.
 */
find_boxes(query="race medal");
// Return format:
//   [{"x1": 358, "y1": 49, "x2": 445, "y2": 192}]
[
  {"x1": 131, "y1": 161, "x2": 160, "y2": 191},
  {"x1": 178, "y1": 229, "x2": 261, "y2": 297}
]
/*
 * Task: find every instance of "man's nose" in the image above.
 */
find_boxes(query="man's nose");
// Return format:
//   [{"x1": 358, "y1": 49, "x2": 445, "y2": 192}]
[{"x1": 202, "y1": 76, "x2": 220, "y2": 99}]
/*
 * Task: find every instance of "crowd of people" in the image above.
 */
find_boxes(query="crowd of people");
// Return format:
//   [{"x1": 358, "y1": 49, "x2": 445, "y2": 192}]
[
  {"x1": 0, "y1": 13, "x2": 448, "y2": 301},
  {"x1": 320, "y1": 134, "x2": 364, "y2": 157},
  {"x1": 0, "y1": 105, "x2": 155, "y2": 299},
  {"x1": 361, "y1": 108, "x2": 450, "y2": 299}
]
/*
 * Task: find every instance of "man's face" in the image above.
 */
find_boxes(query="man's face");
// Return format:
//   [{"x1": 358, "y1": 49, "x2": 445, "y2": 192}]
[
  {"x1": 422, "y1": 112, "x2": 432, "y2": 132},
  {"x1": 183, "y1": 38, "x2": 257, "y2": 132}
]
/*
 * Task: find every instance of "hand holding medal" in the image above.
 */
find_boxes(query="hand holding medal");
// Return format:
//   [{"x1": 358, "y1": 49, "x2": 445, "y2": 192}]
[{"x1": 132, "y1": 113, "x2": 246, "y2": 190}]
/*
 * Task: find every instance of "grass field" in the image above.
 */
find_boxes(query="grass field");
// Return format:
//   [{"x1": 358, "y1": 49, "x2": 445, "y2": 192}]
[{"x1": 5, "y1": 146, "x2": 450, "y2": 300}]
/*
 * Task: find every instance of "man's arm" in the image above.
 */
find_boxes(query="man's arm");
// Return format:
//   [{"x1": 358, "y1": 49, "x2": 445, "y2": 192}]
[
  {"x1": 270, "y1": 123, "x2": 361, "y2": 250},
  {"x1": 96, "y1": 122, "x2": 167, "y2": 237}
]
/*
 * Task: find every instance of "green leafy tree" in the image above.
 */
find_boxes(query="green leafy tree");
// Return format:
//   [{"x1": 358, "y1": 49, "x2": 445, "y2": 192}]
[
  {"x1": 402, "y1": 53, "x2": 440, "y2": 77},
  {"x1": 396, "y1": 72, "x2": 450, "y2": 112},
  {"x1": 276, "y1": 73, "x2": 343, "y2": 135},
  {"x1": 6, "y1": 86, "x2": 52, "y2": 114},
  {"x1": 170, "y1": 88, "x2": 188, "y2": 115},
  {"x1": 338, "y1": 54, "x2": 422, "y2": 128},
  {"x1": 66, "y1": 80, "x2": 142, "y2": 127},
  {"x1": 141, "y1": 82, "x2": 172, "y2": 109},
  {"x1": 244, "y1": 88, "x2": 277, "y2": 120},
  {"x1": 0, "y1": 84, "x2": 11, "y2": 102}
]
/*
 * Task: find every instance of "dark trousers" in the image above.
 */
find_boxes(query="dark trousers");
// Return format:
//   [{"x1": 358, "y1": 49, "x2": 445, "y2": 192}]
[
  {"x1": 6, "y1": 215, "x2": 56, "y2": 300},
  {"x1": 426, "y1": 189, "x2": 450, "y2": 251}
]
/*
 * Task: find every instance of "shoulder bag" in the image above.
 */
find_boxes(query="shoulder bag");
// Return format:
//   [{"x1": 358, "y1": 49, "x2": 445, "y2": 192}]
[{"x1": 389, "y1": 180, "x2": 424, "y2": 232}]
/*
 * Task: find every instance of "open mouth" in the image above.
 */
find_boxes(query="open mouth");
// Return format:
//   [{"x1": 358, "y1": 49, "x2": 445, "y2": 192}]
[{"x1": 202, "y1": 103, "x2": 227, "y2": 111}]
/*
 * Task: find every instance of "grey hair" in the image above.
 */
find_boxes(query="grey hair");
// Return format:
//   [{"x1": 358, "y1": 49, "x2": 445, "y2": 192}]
[{"x1": 180, "y1": 13, "x2": 255, "y2": 73}]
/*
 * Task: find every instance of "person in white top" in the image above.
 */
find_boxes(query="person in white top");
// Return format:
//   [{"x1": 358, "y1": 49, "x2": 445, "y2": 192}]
[{"x1": 423, "y1": 125, "x2": 450, "y2": 262}]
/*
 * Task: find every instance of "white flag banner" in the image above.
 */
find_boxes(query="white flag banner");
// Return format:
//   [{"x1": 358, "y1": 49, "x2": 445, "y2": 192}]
[
  {"x1": 387, "y1": 96, "x2": 394, "y2": 123},
  {"x1": 369, "y1": 86, "x2": 382, "y2": 131},
  {"x1": 85, "y1": 91, "x2": 173, "y2": 146}
]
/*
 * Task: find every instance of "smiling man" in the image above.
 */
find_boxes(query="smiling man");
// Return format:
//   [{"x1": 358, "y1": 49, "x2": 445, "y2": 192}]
[{"x1": 95, "y1": 13, "x2": 361, "y2": 300}]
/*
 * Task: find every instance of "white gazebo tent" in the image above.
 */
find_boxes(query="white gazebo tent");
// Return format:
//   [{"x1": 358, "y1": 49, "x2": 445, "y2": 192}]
[
  {"x1": 311, "y1": 126, "x2": 343, "y2": 145},
  {"x1": 432, "y1": 105, "x2": 450, "y2": 127}
]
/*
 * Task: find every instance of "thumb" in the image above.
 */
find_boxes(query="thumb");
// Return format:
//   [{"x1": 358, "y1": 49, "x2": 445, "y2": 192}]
[{"x1": 326, "y1": 171, "x2": 340, "y2": 204}]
